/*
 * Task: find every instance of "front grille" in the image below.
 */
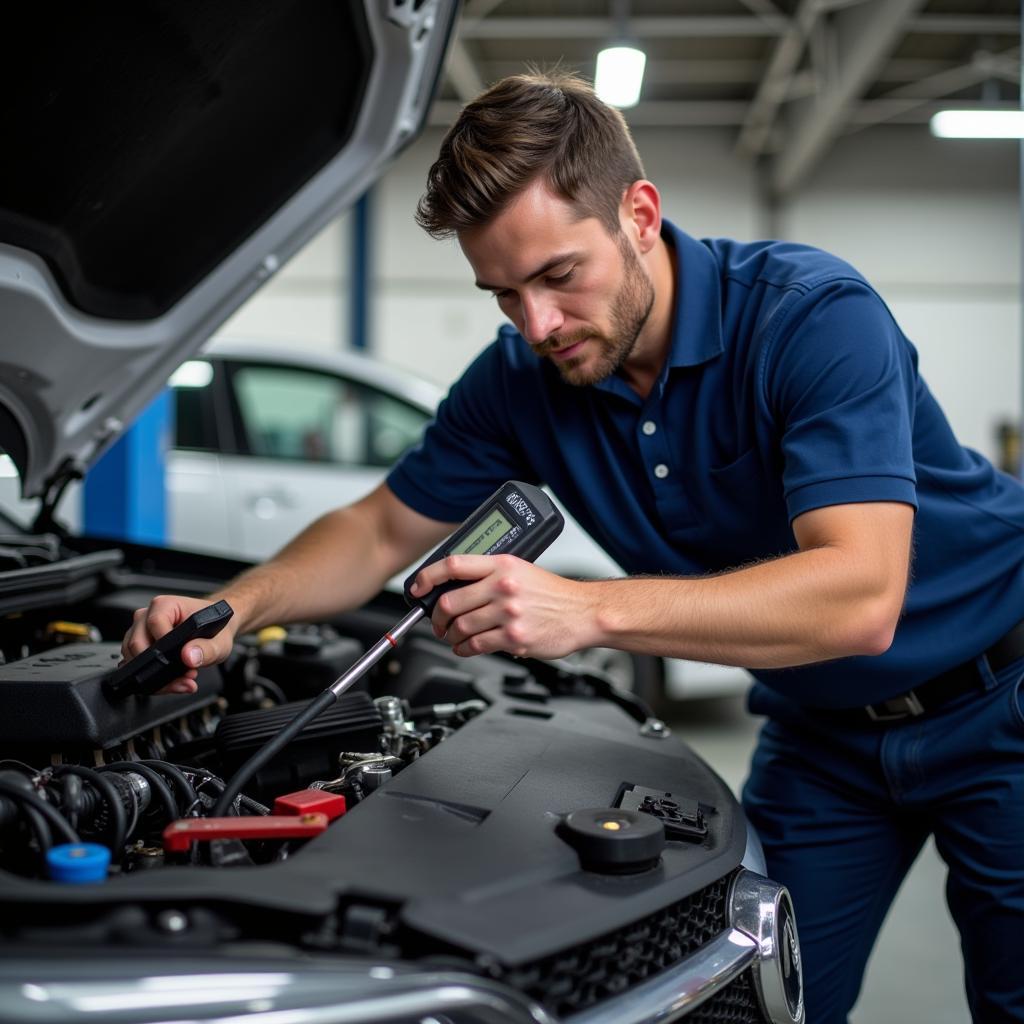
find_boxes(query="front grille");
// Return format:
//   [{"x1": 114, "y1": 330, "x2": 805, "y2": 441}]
[
  {"x1": 690, "y1": 969, "x2": 767, "y2": 1023},
  {"x1": 500, "y1": 872, "x2": 736, "y2": 1017}
]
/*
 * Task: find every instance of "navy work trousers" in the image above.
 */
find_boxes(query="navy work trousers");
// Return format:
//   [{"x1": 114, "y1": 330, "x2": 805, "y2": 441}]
[{"x1": 742, "y1": 654, "x2": 1024, "y2": 1023}]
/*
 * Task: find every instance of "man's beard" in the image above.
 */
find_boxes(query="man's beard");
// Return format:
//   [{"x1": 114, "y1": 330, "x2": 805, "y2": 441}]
[{"x1": 536, "y1": 234, "x2": 655, "y2": 387}]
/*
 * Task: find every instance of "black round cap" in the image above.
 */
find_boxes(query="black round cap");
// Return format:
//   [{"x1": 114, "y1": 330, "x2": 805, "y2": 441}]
[{"x1": 562, "y1": 807, "x2": 665, "y2": 874}]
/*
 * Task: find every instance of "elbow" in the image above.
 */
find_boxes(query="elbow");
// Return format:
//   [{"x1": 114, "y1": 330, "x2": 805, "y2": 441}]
[
  {"x1": 841, "y1": 597, "x2": 902, "y2": 658},
  {"x1": 852, "y1": 622, "x2": 897, "y2": 658}
]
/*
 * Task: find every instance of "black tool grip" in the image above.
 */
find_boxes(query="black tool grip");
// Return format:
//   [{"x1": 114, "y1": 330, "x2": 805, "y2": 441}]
[{"x1": 103, "y1": 600, "x2": 234, "y2": 700}]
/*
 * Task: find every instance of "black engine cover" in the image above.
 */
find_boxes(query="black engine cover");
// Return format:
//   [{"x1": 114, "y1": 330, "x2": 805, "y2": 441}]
[{"x1": 0, "y1": 642, "x2": 220, "y2": 750}]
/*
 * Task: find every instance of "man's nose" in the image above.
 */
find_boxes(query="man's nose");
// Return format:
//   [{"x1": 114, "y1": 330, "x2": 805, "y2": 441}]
[{"x1": 519, "y1": 293, "x2": 564, "y2": 345}]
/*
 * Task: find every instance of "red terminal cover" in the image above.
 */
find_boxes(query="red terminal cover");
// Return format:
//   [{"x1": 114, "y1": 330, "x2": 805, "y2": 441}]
[{"x1": 273, "y1": 790, "x2": 347, "y2": 821}]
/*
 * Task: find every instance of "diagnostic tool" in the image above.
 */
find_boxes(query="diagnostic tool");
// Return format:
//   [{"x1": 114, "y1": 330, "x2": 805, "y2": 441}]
[
  {"x1": 104, "y1": 600, "x2": 234, "y2": 700},
  {"x1": 404, "y1": 480, "x2": 563, "y2": 614},
  {"x1": 211, "y1": 481, "x2": 563, "y2": 816}
]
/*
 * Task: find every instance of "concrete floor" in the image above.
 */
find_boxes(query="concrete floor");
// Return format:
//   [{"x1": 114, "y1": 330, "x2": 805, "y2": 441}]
[{"x1": 666, "y1": 694, "x2": 971, "y2": 1024}]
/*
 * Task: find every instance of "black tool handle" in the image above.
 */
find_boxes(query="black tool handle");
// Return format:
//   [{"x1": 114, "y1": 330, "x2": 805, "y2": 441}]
[{"x1": 103, "y1": 600, "x2": 234, "y2": 700}]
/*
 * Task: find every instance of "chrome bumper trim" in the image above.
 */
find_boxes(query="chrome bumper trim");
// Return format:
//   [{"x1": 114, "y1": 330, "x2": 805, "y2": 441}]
[
  {"x1": 565, "y1": 927, "x2": 758, "y2": 1024},
  {"x1": 0, "y1": 963, "x2": 557, "y2": 1024},
  {"x1": 729, "y1": 870, "x2": 805, "y2": 1024}
]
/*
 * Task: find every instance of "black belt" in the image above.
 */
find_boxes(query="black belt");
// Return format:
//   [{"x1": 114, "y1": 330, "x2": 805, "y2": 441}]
[{"x1": 821, "y1": 617, "x2": 1024, "y2": 725}]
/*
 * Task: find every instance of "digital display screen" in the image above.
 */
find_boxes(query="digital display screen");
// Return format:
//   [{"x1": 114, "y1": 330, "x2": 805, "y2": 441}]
[{"x1": 450, "y1": 507, "x2": 515, "y2": 555}]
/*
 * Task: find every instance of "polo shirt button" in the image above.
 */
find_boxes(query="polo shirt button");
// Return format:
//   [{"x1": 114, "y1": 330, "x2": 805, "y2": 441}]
[
  {"x1": 654, "y1": 463, "x2": 669, "y2": 479},
  {"x1": 642, "y1": 420, "x2": 657, "y2": 436}
]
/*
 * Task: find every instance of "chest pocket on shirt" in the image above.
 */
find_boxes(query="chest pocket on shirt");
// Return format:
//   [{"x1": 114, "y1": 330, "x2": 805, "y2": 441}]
[{"x1": 674, "y1": 447, "x2": 795, "y2": 569}]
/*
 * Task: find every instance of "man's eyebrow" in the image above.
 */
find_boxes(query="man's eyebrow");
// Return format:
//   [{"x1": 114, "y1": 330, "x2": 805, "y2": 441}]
[{"x1": 474, "y1": 252, "x2": 582, "y2": 292}]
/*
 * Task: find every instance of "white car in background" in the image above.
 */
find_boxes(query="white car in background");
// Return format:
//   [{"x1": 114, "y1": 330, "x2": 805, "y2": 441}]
[{"x1": 0, "y1": 337, "x2": 751, "y2": 703}]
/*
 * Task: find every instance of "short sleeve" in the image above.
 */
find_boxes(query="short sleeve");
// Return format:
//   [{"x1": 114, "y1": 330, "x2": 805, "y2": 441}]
[
  {"x1": 763, "y1": 278, "x2": 920, "y2": 522},
  {"x1": 386, "y1": 338, "x2": 536, "y2": 523}
]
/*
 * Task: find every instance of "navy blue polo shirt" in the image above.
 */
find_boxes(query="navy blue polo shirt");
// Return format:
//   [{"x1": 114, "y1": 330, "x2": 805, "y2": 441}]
[{"x1": 388, "y1": 221, "x2": 1024, "y2": 708}]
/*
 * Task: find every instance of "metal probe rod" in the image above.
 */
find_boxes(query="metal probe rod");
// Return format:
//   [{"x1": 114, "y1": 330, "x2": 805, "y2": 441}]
[
  {"x1": 211, "y1": 607, "x2": 427, "y2": 816},
  {"x1": 328, "y1": 607, "x2": 425, "y2": 698}
]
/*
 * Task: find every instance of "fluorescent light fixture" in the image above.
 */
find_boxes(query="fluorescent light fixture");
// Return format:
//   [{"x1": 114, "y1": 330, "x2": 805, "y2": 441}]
[
  {"x1": 595, "y1": 46, "x2": 646, "y2": 108},
  {"x1": 930, "y1": 110, "x2": 1024, "y2": 138}
]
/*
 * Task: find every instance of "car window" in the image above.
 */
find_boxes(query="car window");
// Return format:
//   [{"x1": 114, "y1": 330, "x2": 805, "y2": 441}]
[
  {"x1": 169, "y1": 360, "x2": 220, "y2": 452},
  {"x1": 231, "y1": 364, "x2": 430, "y2": 468}
]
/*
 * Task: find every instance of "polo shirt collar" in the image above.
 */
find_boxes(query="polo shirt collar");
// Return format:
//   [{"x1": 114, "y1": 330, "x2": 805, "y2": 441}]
[
  {"x1": 662, "y1": 219, "x2": 725, "y2": 369},
  {"x1": 592, "y1": 220, "x2": 724, "y2": 402}
]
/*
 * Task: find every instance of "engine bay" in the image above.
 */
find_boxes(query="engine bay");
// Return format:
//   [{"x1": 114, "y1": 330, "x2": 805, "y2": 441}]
[
  {"x1": 0, "y1": 585, "x2": 506, "y2": 877},
  {"x1": 0, "y1": 534, "x2": 751, "y2": 1018}
]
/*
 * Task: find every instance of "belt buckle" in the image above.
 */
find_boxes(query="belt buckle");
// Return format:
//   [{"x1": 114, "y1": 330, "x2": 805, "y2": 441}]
[{"x1": 865, "y1": 690, "x2": 925, "y2": 723}]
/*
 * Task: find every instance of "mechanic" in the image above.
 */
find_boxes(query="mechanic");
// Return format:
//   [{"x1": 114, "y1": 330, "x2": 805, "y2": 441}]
[{"x1": 123, "y1": 70, "x2": 1024, "y2": 1022}]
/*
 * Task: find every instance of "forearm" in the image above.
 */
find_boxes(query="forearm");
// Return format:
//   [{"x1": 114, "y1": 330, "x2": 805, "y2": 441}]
[
  {"x1": 207, "y1": 508, "x2": 384, "y2": 633},
  {"x1": 209, "y1": 486, "x2": 451, "y2": 635},
  {"x1": 586, "y1": 544, "x2": 905, "y2": 669}
]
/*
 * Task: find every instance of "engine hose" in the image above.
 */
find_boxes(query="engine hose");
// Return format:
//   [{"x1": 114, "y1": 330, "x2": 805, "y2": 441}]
[
  {"x1": 51, "y1": 766, "x2": 126, "y2": 861},
  {"x1": 58, "y1": 773, "x2": 84, "y2": 831},
  {"x1": 137, "y1": 760, "x2": 198, "y2": 812},
  {"x1": 118, "y1": 777, "x2": 140, "y2": 842},
  {"x1": 21, "y1": 803, "x2": 53, "y2": 855},
  {"x1": 98, "y1": 763, "x2": 179, "y2": 826},
  {"x1": 0, "y1": 766, "x2": 38, "y2": 829},
  {"x1": 184, "y1": 767, "x2": 270, "y2": 817},
  {"x1": 0, "y1": 778, "x2": 79, "y2": 846},
  {"x1": 249, "y1": 672, "x2": 288, "y2": 705},
  {"x1": 0, "y1": 770, "x2": 53, "y2": 855},
  {"x1": 0, "y1": 794, "x2": 19, "y2": 829},
  {"x1": 0, "y1": 759, "x2": 44, "y2": 775}
]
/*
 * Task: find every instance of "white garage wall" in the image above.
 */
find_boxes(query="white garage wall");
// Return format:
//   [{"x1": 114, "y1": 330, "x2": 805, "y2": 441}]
[
  {"x1": 215, "y1": 122, "x2": 1021, "y2": 464},
  {"x1": 218, "y1": 212, "x2": 352, "y2": 353}
]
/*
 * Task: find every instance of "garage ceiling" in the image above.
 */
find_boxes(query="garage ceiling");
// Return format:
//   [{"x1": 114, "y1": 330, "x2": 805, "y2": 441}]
[{"x1": 431, "y1": 0, "x2": 1021, "y2": 198}]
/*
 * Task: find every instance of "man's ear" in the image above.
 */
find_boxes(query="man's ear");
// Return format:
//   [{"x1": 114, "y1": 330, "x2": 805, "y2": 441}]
[{"x1": 620, "y1": 180, "x2": 662, "y2": 254}]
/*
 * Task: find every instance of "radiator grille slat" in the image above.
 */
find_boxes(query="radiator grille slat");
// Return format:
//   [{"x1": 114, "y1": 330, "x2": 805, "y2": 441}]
[{"x1": 499, "y1": 871, "x2": 766, "y2": 1021}]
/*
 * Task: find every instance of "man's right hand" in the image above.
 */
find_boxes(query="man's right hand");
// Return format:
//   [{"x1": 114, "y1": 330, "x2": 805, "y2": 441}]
[{"x1": 121, "y1": 594, "x2": 240, "y2": 695}]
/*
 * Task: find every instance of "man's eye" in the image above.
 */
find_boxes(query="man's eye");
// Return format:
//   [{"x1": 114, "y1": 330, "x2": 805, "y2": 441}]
[
  {"x1": 492, "y1": 289, "x2": 513, "y2": 301},
  {"x1": 548, "y1": 268, "x2": 575, "y2": 286}
]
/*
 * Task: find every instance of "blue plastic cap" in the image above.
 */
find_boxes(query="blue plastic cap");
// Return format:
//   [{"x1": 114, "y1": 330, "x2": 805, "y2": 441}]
[{"x1": 47, "y1": 843, "x2": 111, "y2": 883}]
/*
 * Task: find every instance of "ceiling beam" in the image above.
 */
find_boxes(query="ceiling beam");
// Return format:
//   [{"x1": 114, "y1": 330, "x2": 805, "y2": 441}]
[
  {"x1": 454, "y1": 9, "x2": 1018, "y2": 39},
  {"x1": 735, "y1": 0, "x2": 786, "y2": 24},
  {"x1": 430, "y1": 96, "x2": 1022, "y2": 132},
  {"x1": 479, "y1": 58, "x2": 770, "y2": 84},
  {"x1": 848, "y1": 48, "x2": 1020, "y2": 131},
  {"x1": 907, "y1": 14, "x2": 1019, "y2": 35},
  {"x1": 462, "y1": 0, "x2": 509, "y2": 18},
  {"x1": 457, "y1": 16, "x2": 787, "y2": 40},
  {"x1": 850, "y1": 98, "x2": 1019, "y2": 126},
  {"x1": 431, "y1": 96, "x2": 1024, "y2": 131},
  {"x1": 429, "y1": 100, "x2": 751, "y2": 128},
  {"x1": 769, "y1": 0, "x2": 926, "y2": 199},
  {"x1": 475, "y1": 57, "x2": 1003, "y2": 88},
  {"x1": 735, "y1": 0, "x2": 823, "y2": 159}
]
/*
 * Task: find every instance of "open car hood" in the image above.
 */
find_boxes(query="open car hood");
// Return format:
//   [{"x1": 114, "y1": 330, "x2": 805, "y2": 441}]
[{"x1": 0, "y1": 0, "x2": 458, "y2": 499}]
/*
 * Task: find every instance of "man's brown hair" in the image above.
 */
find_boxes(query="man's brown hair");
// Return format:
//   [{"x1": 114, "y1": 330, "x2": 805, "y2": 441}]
[{"x1": 416, "y1": 67, "x2": 645, "y2": 239}]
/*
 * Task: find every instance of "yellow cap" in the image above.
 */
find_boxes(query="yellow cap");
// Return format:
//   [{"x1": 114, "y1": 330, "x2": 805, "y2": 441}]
[
  {"x1": 46, "y1": 621, "x2": 92, "y2": 637},
  {"x1": 257, "y1": 626, "x2": 287, "y2": 645}
]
